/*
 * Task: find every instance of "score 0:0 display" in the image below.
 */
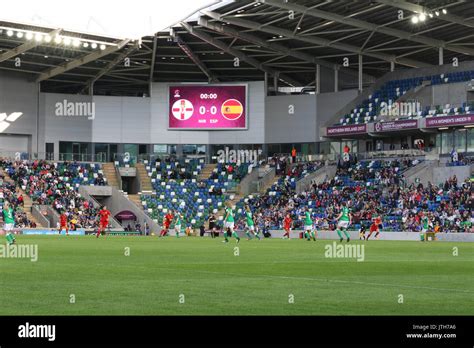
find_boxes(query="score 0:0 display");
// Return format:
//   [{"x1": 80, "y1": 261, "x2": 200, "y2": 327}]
[{"x1": 199, "y1": 105, "x2": 218, "y2": 115}]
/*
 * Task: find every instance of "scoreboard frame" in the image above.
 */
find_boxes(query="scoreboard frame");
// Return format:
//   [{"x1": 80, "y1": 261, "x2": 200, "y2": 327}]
[{"x1": 167, "y1": 83, "x2": 249, "y2": 131}]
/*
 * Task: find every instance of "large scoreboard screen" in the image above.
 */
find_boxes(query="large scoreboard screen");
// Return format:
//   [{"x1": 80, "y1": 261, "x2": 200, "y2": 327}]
[{"x1": 168, "y1": 84, "x2": 247, "y2": 130}]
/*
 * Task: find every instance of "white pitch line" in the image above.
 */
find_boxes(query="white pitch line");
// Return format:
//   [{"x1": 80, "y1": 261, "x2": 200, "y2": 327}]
[
  {"x1": 168, "y1": 269, "x2": 474, "y2": 294},
  {"x1": 93, "y1": 263, "x2": 474, "y2": 295}
]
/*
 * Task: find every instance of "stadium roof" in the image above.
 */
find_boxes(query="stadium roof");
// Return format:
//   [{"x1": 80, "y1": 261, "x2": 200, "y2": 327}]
[{"x1": 0, "y1": 0, "x2": 473, "y2": 96}]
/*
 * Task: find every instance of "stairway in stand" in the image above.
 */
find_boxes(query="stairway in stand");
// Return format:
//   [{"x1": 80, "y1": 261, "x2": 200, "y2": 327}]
[
  {"x1": 198, "y1": 163, "x2": 217, "y2": 181},
  {"x1": 102, "y1": 163, "x2": 120, "y2": 188},
  {"x1": 135, "y1": 163, "x2": 153, "y2": 192},
  {"x1": 0, "y1": 169, "x2": 44, "y2": 228},
  {"x1": 127, "y1": 194, "x2": 143, "y2": 209}
]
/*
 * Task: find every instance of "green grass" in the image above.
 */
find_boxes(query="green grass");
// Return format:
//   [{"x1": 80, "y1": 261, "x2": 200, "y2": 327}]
[{"x1": 1, "y1": 236, "x2": 473, "y2": 315}]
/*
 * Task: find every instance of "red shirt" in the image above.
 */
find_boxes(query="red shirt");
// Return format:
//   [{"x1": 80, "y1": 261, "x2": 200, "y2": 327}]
[
  {"x1": 283, "y1": 217, "x2": 292, "y2": 230},
  {"x1": 60, "y1": 214, "x2": 67, "y2": 226},
  {"x1": 164, "y1": 213, "x2": 173, "y2": 228},
  {"x1": 99, "y1": 209, "x2": 111, "y2": 222}
]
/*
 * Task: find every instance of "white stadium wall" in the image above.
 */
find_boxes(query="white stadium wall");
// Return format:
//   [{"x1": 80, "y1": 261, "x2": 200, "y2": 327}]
[
  {"x1": 39, "y1": 93, "x2": 94, "y2": 154},
  {"x1": 316, "y1": 89, "x2": 359, "y2": 140},
  {"x1": 0, "y1": 70, "x2": 369, "y2": 155},
  {"x1": 0, "y1": 71, "x2": 38, "y2": 155},
  {"x1": 265, "y1": 94, "x2": 317, "y2": 144},
  {"x1": 92, "y1": 96, "x2": 151, "y2": 144}
]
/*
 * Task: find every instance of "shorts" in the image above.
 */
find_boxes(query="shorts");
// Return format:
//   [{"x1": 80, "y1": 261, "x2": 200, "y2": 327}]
[
  {"x1": 175, "y1": 225, "x2": 181, "y2": 232},
  {"x1": 60, "y1": 224, "x2": 67, "y2": 229},
  {"x1": 100, "y1": 221, "x2": 108, "y2": 229},
  {"x1": 247, "y1": 225, "x2": 255, "y2": 231},
  {"x1": 370, "y1": 224, "x2": 379, "y2": 233},
  {"x1": 4, "y1": 223, "x2": 14, "y2": 231},
  {"x1": 224, "y1": 221, "x2": 235, "y2": 229},
  {"x1": 421, "y1": 227, "x2": 428, "y2": 233},
  {"x1": 338, "y1": 220, "x2": 350, "y2": 229},
  {"x1": 304, "y1": 225, "x2": 313, "y2": 232}
]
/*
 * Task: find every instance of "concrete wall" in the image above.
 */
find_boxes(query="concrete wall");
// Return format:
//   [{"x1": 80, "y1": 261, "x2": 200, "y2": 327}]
[
  {"x1": 101, "y1": 187, "x2": 160, "y2": 234},
  {"x1": 296, "y1": 165, "x2": 337, "y2": 193},
  {"x1": 265, "y1": 94, "x2": 316, "y2": 143},
  {"x1": 432, "y1": 165, "x2": 472, "y2": 186},
  {"x1": 40, "y1": 93, "x2": 94, "y2": 154},
  {"x1": 317, "y1": 89, "x2": 359, "y2": 139},
  {"x1": 0, "y1": 71, "x2": 38, "y2": 154},
  {"x1": 432, "y1": 81, "x2": 470, "y2": 107}
]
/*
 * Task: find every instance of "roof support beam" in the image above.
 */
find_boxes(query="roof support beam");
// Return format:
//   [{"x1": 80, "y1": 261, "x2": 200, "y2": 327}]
[
  {"x1": 202, "y1": 10, "x2": 432, "y2": 68},
  {"x1": 36, "y1": 39, "x2": 131, "y2": 82},
  {"x1": 174, "y1": 34, "x2": 219, "y2": 82},
  {"x1": 262, "y1": 0, "x2": 474, "y2": 57},
  {"x1": 149, "y1": 33, "x2": 158, "y2": 96},
  {"x1": 0, "y1": 28, "x2": 61, "y2": 63},
  {"x1": 80, "y1": 42, "x2": 140, "y2": 94},
  {"x1": 180, "y1": 22, "x2": 301, "y2": 87},
  {"x1": 198, "y1": 16, "x2": 375, "y2": 81},
  {"x1": 375, "y1": 0, "x2": 474, "y2": 29}
]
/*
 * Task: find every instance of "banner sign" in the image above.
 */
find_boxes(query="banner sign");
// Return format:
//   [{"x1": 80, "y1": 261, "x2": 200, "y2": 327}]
[
  {"x1": 168, "y1": 85, "x2": 247, "y2": 130},
  {"x1": 326, "y1": 124, "x2": 367, "y2": 136},
  {"x1": 21, "y1": 229, "x2": 86, "y2": 236},
  {"x1": 374, "y1": 120, "x2": 418, "y2": 132},
  {"x1": 425, "y1": 114, "x2": 474, "y2": 128}
]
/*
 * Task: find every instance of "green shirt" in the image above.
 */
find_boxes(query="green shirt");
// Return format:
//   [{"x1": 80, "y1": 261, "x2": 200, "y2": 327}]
[
  {"x1": 340, "y1": 207, "x2": 350, "y2": 222},
  {"x1": 225, "y1": 208, "x2": 234, "y2": 223},
  {"x1": 422, "y1": 217, "x2": 429, "y2": 229},
  {"x1": 3, "y1": 207, "x2": 14, "y2": 224},
  {"x1": 304, "y1": 211, "x2": 312, "y2": 225},
  {"x1": 175, "y1": 215, "x2": 182, "y2": 225},
  {"x1": 246, "y1": 211, "x2": 254, "y2": 226}
]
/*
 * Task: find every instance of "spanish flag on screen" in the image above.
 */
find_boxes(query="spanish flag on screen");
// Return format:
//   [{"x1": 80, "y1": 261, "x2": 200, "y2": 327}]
[{"x1": 221, "y1": 99, "x2": 243, "y2": 120}]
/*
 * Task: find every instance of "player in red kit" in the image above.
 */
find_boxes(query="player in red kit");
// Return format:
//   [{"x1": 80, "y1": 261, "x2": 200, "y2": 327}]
[
  {"x1": 367, "y1": 214, "x2": 382, "y2": 240},
  {"x1": 160, "y1": 211, "x2": 174, "y2": 237},
  {"x1": 282, "y1": 213, "x2": 293, "y2": 239},
  {"x1": 96, "y1": 206, "x2": 111, "y2": 238},
  {"x1": 58, "y1": 211, "x2": 69, "y2": 236}
]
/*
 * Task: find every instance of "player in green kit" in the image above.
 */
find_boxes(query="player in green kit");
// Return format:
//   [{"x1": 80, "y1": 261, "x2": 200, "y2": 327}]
[
  {"x1": 421, "y1": 213, "x2": 430, "y2": 234},
  {"x1": 223, "y1": 204, "x2": 240, "y2": 243},
  {"x1": 173, "y1": 211, "x2": 183, "y2": 238},
  {"x1": 3, "y1": 202, "x2": 16, "y2": 245},
  {"x1": 244, "y1": 205, "x2": 260, "y2": 240},
  {"x1": 303, "y1": 208, "x2": 316, "y2": 241},
  {"x1": 336, "y1": 202, "x2": 352, "y2": 242}
]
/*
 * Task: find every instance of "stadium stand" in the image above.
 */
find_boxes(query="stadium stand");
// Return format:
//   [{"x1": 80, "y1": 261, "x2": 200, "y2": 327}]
[
  {"x1": 239, "y1": 157, "x2": 472, "y2": 233},
  {"x1": 0, "y1": 160, "x2": 106, "y2": 229},
  {"x1": 335, "y1": 70, "x2": 474, "y2": 125}
]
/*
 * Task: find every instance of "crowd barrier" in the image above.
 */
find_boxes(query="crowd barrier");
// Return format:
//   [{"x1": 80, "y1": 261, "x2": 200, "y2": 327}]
[{"x1": 269, "y1": 230, "x2": 474, "y2": 242}]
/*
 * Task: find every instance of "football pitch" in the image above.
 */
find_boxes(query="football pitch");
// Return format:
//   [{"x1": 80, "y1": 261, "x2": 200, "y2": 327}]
[{"x1": 1, "y1": 236, "x2": 473, "y2": 315}]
